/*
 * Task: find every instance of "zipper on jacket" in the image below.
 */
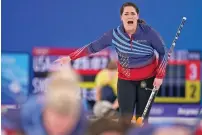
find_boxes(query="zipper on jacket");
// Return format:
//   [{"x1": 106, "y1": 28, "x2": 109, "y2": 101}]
[{"x1": 130, "y1": 36, "x2": 133, "y2": 50}]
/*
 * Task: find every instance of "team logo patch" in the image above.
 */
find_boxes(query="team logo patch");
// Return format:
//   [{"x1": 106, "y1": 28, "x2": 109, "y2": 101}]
[{"x1": 136, "y1": 40, "x2": 147, "y2": 43}]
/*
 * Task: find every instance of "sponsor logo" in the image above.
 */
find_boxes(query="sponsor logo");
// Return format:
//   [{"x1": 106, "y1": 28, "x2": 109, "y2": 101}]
[
  {"x1": 177, "y1": 108, "x2": 199, "y2": 116},
  {"x1": 150, "y1": 107, "x2": 164, "y2": 115}
]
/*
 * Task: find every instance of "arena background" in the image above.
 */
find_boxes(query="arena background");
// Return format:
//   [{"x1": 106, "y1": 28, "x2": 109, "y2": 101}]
[{"x1": 2, "y1": 0, "x2": 202, "y2": 125}]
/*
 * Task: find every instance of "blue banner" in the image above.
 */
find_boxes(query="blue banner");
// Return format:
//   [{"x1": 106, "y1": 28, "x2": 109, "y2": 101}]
[{"x1": 1, "y1": 53, "x2": 30, "y2": 105}]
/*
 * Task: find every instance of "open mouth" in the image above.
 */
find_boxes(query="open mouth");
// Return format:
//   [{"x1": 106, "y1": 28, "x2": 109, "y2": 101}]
[{"x1": 127, "y1": 21, "x2": 134, "y2": 25}]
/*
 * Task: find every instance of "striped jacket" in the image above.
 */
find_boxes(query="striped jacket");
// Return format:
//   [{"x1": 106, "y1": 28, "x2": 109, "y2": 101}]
[{"x1": 69, "y1": 23, "x2": 168, "y2": 80}]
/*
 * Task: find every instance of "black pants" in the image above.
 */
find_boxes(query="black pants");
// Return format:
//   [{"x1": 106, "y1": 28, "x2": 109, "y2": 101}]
[{"x1": 117, "y1": 77, "x2": 155, "y2": 124}]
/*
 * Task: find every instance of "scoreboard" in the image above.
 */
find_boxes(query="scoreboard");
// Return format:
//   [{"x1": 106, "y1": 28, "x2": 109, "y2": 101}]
[
  {"x1": 156, "y1": 56, "x2": 201, "y2": 103},
  {"x1": 32, "y1": 48, "x2": 201, "y2": 104}
]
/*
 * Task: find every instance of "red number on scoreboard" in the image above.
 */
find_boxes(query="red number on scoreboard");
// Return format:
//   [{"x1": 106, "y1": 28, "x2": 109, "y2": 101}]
[{"x1": 186, "y1": 61, "x2": 200, "y2": 81}]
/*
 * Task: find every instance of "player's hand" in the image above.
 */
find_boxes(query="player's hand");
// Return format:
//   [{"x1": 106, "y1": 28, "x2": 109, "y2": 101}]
[
  {"x1": 153, "y1": 78, "x2": 163, "y2": 90},
  {"x1": 54, "y1": 56, "x2": 71, "y2": 65}
]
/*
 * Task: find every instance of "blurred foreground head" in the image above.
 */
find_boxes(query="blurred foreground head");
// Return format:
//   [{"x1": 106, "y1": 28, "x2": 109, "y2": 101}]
[
  {"x1": 43, "y1": 67, "x2": 81, "y2": 135},
  {"x1": 86, "y1": 117, "x2": 131, "y2": 135}
]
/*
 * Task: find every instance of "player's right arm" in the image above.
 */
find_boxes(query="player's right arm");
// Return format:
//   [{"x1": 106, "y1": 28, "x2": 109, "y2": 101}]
[{"x1": 55, "y1": 30, "x2": 113, "y2": 64}]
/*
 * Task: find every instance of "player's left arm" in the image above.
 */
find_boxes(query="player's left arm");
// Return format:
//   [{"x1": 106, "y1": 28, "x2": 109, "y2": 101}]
[{"x1": 150, "y1": 28, "x2": 168, "y2": 79}]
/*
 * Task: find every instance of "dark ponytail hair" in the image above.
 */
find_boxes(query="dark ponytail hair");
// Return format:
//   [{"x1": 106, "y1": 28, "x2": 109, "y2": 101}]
[
  {"x1": 120, "y1": 2, "x2": 146, "y2": 24},
  {"x1": 137, "y1": 19, "x2": 146, "y2": 24}
]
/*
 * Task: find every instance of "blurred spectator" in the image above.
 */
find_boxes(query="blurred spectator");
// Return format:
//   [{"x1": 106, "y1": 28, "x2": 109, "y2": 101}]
[
  {"x1": 95, "y1": 60, "x2": 119, "y2": 110},
  {"x1": 1, "y1": 108, "x2": 25, "y2": 135},
  {"x1": 2, "y1": 67, "x2": 88, "y2": 135},
  {"x1": 153, "y1": 126, "x2": 191, "y2": 135},
  {"x1": 194, "y1": 120, "x2": 202, "y2": 135},
  {"x1": 127, "y1": 123, "x2": 193, "y2": 135}
]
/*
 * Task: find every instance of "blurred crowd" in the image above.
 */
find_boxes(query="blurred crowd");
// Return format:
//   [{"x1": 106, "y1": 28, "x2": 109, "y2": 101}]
[{"x1": 1, "y1": 62, "x2": 202, "y2": 135}]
